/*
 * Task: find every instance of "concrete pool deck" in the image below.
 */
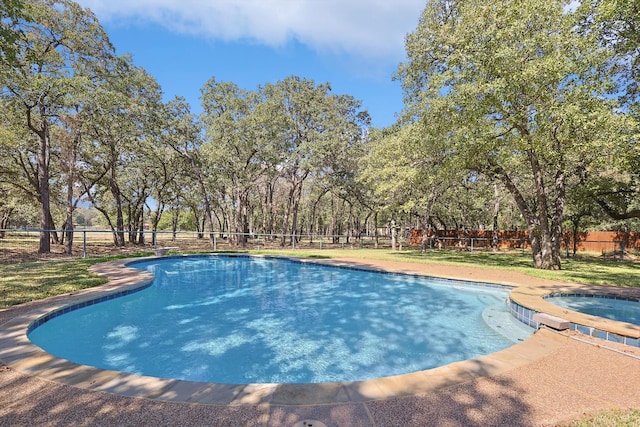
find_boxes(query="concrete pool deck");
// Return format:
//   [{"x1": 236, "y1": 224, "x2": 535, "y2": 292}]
[{"x1": 1, "y1": 255, "x2": 640, "y2": 426}]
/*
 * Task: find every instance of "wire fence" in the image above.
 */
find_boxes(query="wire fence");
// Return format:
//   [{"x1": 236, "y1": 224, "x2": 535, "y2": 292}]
[{"x1": 0, "y1": 228, "x2": 629, "y2": 260}]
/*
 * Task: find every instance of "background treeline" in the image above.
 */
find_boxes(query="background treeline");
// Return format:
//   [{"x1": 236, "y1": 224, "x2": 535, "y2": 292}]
[{"x1": 1, "y1": 0, "x2": 638, "y2": 269}]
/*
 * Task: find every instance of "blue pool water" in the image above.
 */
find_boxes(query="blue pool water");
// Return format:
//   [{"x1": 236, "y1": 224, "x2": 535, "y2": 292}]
[
  {"x1": 28, "y1": 256, "x2": 532, "y2": 384},
  {"x1": 548, "y1": 295, "x2": 640, "y2": 325}
]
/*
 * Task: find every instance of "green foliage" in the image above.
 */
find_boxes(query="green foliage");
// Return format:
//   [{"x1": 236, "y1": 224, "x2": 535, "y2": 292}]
[
  {"x1": 0, "y1": 0, "x2": 28, "y2": 70},
  {"x1": 579, "y1": 0, "x2": 640, "y2": 108},
  {"x1": 1, "y1": 0, "x2": 639, "y2": 262},
  {"x1": 396, "y1": 0, "x2": 626, "y2": 269},
  {"x1": 1, "y1": 0, "x2": 115, "y2": 251},
  {"x1": 198, "y1": 75, "x2": 371, "y2": 243}
]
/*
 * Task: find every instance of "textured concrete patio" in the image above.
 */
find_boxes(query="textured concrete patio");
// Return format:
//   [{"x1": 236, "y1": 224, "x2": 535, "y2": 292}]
[{"x1": 1, "y1": 256, "x2": 639, "y2": 426}]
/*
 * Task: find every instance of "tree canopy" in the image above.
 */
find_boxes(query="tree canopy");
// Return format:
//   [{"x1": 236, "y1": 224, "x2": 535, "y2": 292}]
[
  {"x1": 394, "y1": 0, "x2": 633, "y2": 269},
  {"x1": 1, "y1": 0, "x2": 638, "y2": 269}
]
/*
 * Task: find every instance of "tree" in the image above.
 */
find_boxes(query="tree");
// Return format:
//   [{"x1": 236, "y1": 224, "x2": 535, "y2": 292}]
[
  {"x1": 585, "y1": 136, "x2": 640, "y2": 222},
  {"x1": 264, "y1": 76, "x2": 369, "y2": 245},
  {"x1": 576, "y1": 0, "x2": 640, "y2": 223},
  {"x1": 200, "y1": 78, "x2": 270, "y2": 247},
  {"x1": 398, "y1": 0, "x2": 623, "y2": 269},
  {"x1": 0, "y1": 0, "x2": 29, "y2": 70},
  {"x1": 162, "y1": 97, "x2": 218, "y2": 245},
  {"x1": 579, "y1": 0, "x2": 640, "y2": 111},
  {"x1": 1, "y1": 0, "x2": 113, "y2": 252},
  {"x1": 0, "y1": 108, "x2": 32, "y2": 235},
  {"x1": 198, "y1": 76, "x2": 370, "y2": 246},
  {"x1": 362, "y1": 116, "x2": 485, "y2": 251},
  {"x1": 145, "y1": 142, "x2": 184, "y2": 241},
  {"x1": 57, "y1": 111, "x2": 83, "y2": 254},
  {"x1": 78, "y1": 57, "x2": 162, "y2": 246}
]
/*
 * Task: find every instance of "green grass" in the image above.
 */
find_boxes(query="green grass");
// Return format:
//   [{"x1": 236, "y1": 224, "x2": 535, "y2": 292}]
[
  {"x1": 561, "y1": 409, "x2": 640, "y2": 426},
  {"x1": 255, "y1": 248, "x2": 640, "y2": 288},
  {"x1": 0, "y1": 253, "x2": 148, "y2": 309},
  {"x1": 400, "y1": 250, "x2": 640, "y2": 287}
]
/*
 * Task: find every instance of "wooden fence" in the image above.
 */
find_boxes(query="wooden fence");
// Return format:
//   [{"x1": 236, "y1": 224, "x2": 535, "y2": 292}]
[{"x1": 408, "y1": 229, "x2": 640, "y2": 254}]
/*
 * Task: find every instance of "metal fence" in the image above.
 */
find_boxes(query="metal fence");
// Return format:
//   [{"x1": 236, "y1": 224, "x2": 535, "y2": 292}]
[
  {"x1": 1, "y1": 229, "x2": 395, "y2": 258},
  {"x1": 0, "y1": 228, "x2": 628, "y2": 259}
]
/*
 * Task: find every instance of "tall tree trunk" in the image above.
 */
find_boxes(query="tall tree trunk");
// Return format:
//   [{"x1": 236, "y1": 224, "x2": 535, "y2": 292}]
[
  {"x1": 330, "y1": 195, "x2": 346, "y2": 243},
  {"x1": 171, "y1": 206, "x2": 179, "y2": 241},
  {"x1": 309, "y1": 189, "x2": 329, "y2": 243},
  {"x1": 109, "y1": 176, "x2": 125, "y2": 247},
  {"x1": 391, "y1": 219, "x2": 398, "y2": 251},
  {"x1": 127, "y1": 204, "x2": 136, "y2": 244},
  {"x1": 374, "y1": 211, "x2": 379, "y2": 249},
  {"x1": 64, "y1": 149, "x2": 75, "y2": 255},
  {"x1": 528, "y1": 149, "x2": 560, "y2": 270},
  {"x1": 281, "y1": 185, "x2": 295, "y2": 246},
  {"x1": 571, "y1": 218, "x2": 580, "y2": 256},
  {"x1": 192, "y1": 168, "x2": 216, "y2": 247},
  {"x1": 551, "y1": 144, "x2": 566, "y2": 267},
  {"x1": 150, "y1": 199, "x2": 165, "y2": 235},
  {"x1": 137, "y1": 210, "x2": 145, "y2": 245},
  {"x1": 47, "y1": 211, "x2": 59, "y2": 244},
  {"x1": 262, "y1": 181, "x2": 275, "y2": 237},
  {"x1": 492, "y1": 182, "x2": 501, "y2": 252},
  {"x1": 489, "y1": 154, "x2": 561, "y2": 270},
  {"x1": 235, "y1": 190, "x2": 248, "y2": 247},
  {"x1": 0, "y1": 208, "x2": 14, "y2": 238},
  {"x1": 201, "y1": 185, "x2": 216, "y2": 247},
  {"x1": 32, "y1": 113, "x2": 51, "y2": 253},
  {"x1": 420, "y1": 187, "x2": 438, "y2": 253},
  {"x1": 106, "y1": 143, "x2": 126, "y2": 247},
  {"x1": 290, "y1": 183, "x2": 303, "y2": 245},
  {"x1": 197, "y1": 213, "x2": 205, "y2": 239}
]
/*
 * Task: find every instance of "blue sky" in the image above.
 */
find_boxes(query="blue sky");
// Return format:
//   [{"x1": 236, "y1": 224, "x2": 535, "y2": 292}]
[{"x1": 74, "y1": 0, "x2": 426, "y2": 128}]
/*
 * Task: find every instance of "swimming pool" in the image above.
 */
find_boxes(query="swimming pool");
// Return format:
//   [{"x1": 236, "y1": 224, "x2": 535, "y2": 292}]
[
  {"x1": 547, "y1": 294, "x2": 640, "y2": 325},
  {"x1": 28, "y1": 255, "x2": 533, "y2": 384}
]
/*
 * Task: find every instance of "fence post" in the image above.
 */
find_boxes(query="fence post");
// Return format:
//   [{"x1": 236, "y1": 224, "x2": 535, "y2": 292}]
[
  {"x1": 470, "y1": 238, "x2": 474, "y2": 253},
  {"x1": 83, "y1": 230, "x2": 87, "y2": 259},
  {"x1": 214, "y1": 235, "x2": 217, "y2": 251}
]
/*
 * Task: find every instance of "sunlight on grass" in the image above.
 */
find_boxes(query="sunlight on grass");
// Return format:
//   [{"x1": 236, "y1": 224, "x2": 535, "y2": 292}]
[
  {"x1": 259, "y1": 248, "x2": 640, "y2": 288},
  {"x1": 0, "y1": 254, "x2": 147, "y2": 309},
  {"x1": 0, "y1": 259, "x2": 106, "y2": 308},
  {"x1": 561, "y1": 409, "x2": 640, "y2": 427}
]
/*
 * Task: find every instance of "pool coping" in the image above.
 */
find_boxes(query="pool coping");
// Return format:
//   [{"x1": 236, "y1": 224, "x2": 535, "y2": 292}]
[
  {"x1": 0, "y1": 254, "x2": 638, "y2": 406},
  {"x1": 508, "y1": 282, "x2": 640, "y2": 346}
]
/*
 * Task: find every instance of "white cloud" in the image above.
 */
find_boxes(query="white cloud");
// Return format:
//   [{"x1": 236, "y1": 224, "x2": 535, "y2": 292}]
[{"x1": 76, "y1": 0, "x2": 425, "y2": 60}]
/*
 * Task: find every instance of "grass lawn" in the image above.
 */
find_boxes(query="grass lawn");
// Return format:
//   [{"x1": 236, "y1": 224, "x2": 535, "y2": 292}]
[
  {"x1": 0, "y1": 254, "x2": 148, "y2": 309},
  {"x1": 563, "y1": 409, "x2": 640, "y2": 426},
  {"x1": 262, "y1": 248, "x2": 640, "y2": 287}
]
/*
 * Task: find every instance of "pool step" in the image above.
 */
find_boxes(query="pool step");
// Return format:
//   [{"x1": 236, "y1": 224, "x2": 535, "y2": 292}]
[{"x1": 482, "y1": 302, "x2": 535, "y2": 343}]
